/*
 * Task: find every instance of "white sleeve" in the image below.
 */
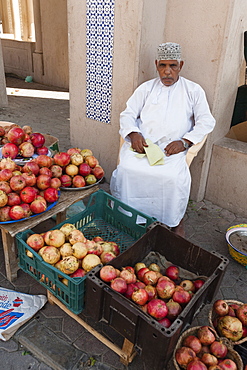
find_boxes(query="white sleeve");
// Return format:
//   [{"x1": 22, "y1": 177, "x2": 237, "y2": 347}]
[
  {"x1": 119, "y1": 83, "x2": 149, "y2": 141},
  {"x1": 183, "y1": 86, "x2": 216, "y2": 145}
]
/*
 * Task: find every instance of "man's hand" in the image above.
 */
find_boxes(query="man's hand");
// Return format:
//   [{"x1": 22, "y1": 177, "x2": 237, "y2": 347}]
[
  {"x1": 164, "y1": 139, "x2": 191, "y2": 156},
  {"x1": 129, "y1": 132, "x2": 148, "y2": 153}
]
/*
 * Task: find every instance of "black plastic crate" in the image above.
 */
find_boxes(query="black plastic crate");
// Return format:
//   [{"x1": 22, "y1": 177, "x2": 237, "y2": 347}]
[
  {"x1": 235, "y1": 342, "x2": 247, "y2": 366},
  {"x1": 85, "y1": 222, "x2": 229, "y2": 368}
]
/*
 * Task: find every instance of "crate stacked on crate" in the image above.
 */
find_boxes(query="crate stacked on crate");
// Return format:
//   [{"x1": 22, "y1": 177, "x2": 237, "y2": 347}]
[
  {"x1": 16, "y1": 189, "x2": 156, "y2": 314},
  {"x1": 85, "y1": 222, "x2": 229, "y2": 369}
]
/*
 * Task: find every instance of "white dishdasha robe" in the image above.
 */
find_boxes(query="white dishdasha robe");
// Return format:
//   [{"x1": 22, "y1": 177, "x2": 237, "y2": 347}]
[{"x1": 110, "y1": 77, "x2": 215, "y2": 227}]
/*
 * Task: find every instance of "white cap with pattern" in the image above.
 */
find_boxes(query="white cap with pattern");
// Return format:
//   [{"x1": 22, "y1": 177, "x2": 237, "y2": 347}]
[{"x1": 157, "y1": 42, "x2": 182, "y2": 61}]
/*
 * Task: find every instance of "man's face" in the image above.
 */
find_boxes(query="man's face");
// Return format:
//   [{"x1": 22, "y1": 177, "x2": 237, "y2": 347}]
[{"x1": 155, "y1": 59, "x2": 183, "y2": 86}]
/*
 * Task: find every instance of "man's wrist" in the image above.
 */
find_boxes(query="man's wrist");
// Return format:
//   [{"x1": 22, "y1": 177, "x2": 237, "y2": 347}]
[{"x1": 181, "y1": 138, "x2": 192, "y2": 149}]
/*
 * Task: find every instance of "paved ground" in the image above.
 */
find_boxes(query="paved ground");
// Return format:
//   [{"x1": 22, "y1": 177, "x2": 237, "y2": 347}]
[{"x1": 0, "y1": 76, "x2": 246, "y2": 370}]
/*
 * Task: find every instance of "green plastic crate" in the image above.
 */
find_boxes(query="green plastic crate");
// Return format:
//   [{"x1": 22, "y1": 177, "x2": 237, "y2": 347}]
[{"x1": 16, "y1": 189, "x2": 156, "y2": 314}]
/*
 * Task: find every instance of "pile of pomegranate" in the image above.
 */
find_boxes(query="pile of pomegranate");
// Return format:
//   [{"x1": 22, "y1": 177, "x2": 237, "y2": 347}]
[
  {"x1": 99, "y1": 262, "x2": 205, "y2": 326},
  {"x1": 0, "y1": 156, "x2": 60, "y2": 221},
  {"x1": 0, "y1": 124, "x2": 49, "y2": 159},
  {"x1": 174, "y1": 325, "x2": 240, "y2": 369},
  {"x1": 211, "y1": 299, "x2": 247, "y2": 342},
  {"x1": 47, "y1": 148, "x2": 104, "y2": 188},
  {"x1": 26, "y1": 223, "x2": 121, "y2": 282}
]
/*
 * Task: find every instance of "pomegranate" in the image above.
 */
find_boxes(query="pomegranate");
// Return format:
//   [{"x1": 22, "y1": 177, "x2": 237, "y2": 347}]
[
  {"x1": 125, "y1": 283, "x2": 138, "y2": 299},
  {"x1": 71, "y1": 242, "x2": 88, "y2": 259},
  {"x1": 7, "y1": 127, "x2": 25, "y2": 145},
  {"x1": 53, "y1": 152, "x2": 71, "y2": 167},
  {"x1": 60, "y1": 174, "x2": 72, "y2": 187},
  {"x1": 0, "y1": 158, "x2": 16, "y2": 171},
  {"x1": 59, "y1": 256, "x2": 79, "y2": 274},
  {"x1": 43, "y1": 187, "x2": 59, "y2": 203},
  {"x1": 30, "y1": 199, "x2": 47, "y2": 214},
  {"x1": 165, "y1": 265, "x2": 180, "y2": 280},
  {"x1": 187, "y1": 360, "x2": 207, "y2": 370},
  {"x1": 144, "y1": 285, "x2": 157, "y2": 301},
  {"x1": 131, "y1": 288, "x2": 149, "y2": 305},
  {"x1": 22, "y1": 161, "x2": 40, "y2": 175},
  {"x1": 142, "y1": 270, "x2": 159, "y2": 286},
  {"x1": 166, "y1": 299, "x2": 182, "y2": 322},
  {"x1": 44, "y1": 229, "x2": 65, "y2": 248},
  {"x1": 9, "y1": 205, "x2": 25, "y2": 220},
  {"x1": 0, "y1": 206, "x2": 11, "y2": 222},
  {"x1": 110, "y1": 277, "x2": 128, "y2": 294},
  {"x1": 201, "y1": 353, "x2": 218, "y2": 367},
  {"x1": 197, "y1": 326, "x2": 216, "y2": 345},
  {"x1": 35, "y1": 155, "x2": 53, "y2": 168},
  {"x1": 210, "y1": 340, "x2": 228, "y2": 358},
  {"x1": 86, "y1": 241, "x2": 103, "y2": 256},
  {"x1": 134, "y1": 262, "x2": 146, "y2": 273},
  {"x1": 26, "y1": 234, "x2": 45, "y2": 252},
  {"x1": 236, "y1": 303, "x2": 247, "y2": 326},
  {"x1": 36, "y1": 146, "x2": 49, "y2": 155},
  {"x1": 30, "y1": 132, "x2": 45, "y2": 148},
  {"x1": 100, "y1": 251, "x2": 116, "y2": 264},
  {"x1": 70, "y1": 153, "x2": 84, "y2": 166},
  {"x1": 218, "y1": 359, "x2": 237, "y2": 370},
  {"x1": 36, "y1": 174, "x2": 51, "y2": 190},
  {"x1": 20, "y1": 186, "x2": 37, "y2": 204},
  {"x1": 213, "y1": 299, "x2": 229, "y2": 316},
  {"x1": 22, "y1": 125, "x2": 32, "y2": 135},
  {"x1": 120, "y1": 269, "x2": 137, "y2": 284},
  {"x1": 217, "y1": 316, "x2": 243, "y2": 341},
  {"x1": 158, "y1": 317, "x2": 172, "y2": 328},
  {"x1": 173, "y1": 288, "x2": 192, "y2": 305},
  {"x1": 68, "y1": 229, "x2": 86, "y2": 245},
  {"x1": 70, "y1": 268, "x2": 86, "y2": 278},
  {"x1": 2, "y1": 143, "x2": 19, "y2": 159},
  {"x1": 50, "y1": 164, "x2": 63, "y2": 178},
  {"x1": 59, "y1": 243, "x2": 73, "y2": 257},
  {"x1": 85, "y1": 174, "x2": 97, "y2": 185},
  {"x1": 50, "y1": 177, "x2": 61, "y2": 189},
  {"x1": 67, "y1": 147, "x2": 81, "y2": 156},
  {"x1": 21, "y1": 173, "x2": 37, "y2": 187},
  {"x1": 7, "y1": 192, "x2": 21, "y2": 206},
  {"x1": 183, "y1": 335, "x2": 202, "y2": 354},
  {"x1": 82, "y1": 254, "x2": 101, "y2": 272},
  {"x1": 78, "y1": 163, "x2": 91, "y2": 177},
  {"x1": 0, "y1": 181, "x2": 11, "y2": 194},
  {"x1": 85, "y1": 155, "x2": 99, "y2": 168},
  {"x1": 135, "y1": 281, "x2": 146, "y2": 289},
  {"x1": 147, "y1": 299, "x2": 168, "y2": 320},
  {"x1": 73, "y1": 175, "x2": 86, "y2": 188},
  {"x1": 20, "y1": 203, "x2": 32, "y2": 218},
  {"x1": 100, "y1": 265, "x2": 118, "y2": 283},
  {"x1": 137, "y1": 267, "x2": 150, "y2": 281},
  {"x1": 109, "y1": 242, "x2": 120, "y2": 256},
  {"x1": 19, "y1": 142, "x2": 35, "y2": 157},
  {"x1": 59, "y1": 223, "x2": 76, "y2": 240},
  {"x1": 39, "y1": 167, "x2": 52, "y2": 177},
  {"x1": 148, "y1": 263, "x2": 160, "y2": 272},
  {"x1": 91, "y1": 165, "x2": 104, "y2": 179},
  {"x1": 180, "y1": 279, "x2": 195, "y2": 292},
  {"x1": 81, "y1": 148, "x2": 93, "y2": 158},
  {"x1": 0, "y1": 169, "x2": 13, "y2": 181},
  {"x1": 65, "y1": 164, "x2": 79, "y2": 177},
  {"x1": 175, "y1": 346, "x2": 197, "y2": 368},
  {"x1": 156, "y1": 278, "x2": 176, "y2": 299}
]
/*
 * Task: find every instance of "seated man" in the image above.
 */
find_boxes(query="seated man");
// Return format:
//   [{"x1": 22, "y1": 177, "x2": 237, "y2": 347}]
[{"x1": 110, "y1": 42, "x2": 215, "y2": 236}]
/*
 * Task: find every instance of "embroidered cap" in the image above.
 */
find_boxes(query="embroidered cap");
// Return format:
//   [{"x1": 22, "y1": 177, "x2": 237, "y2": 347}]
[{"x1": 157, "y1": 42, "x2": 182, "y2": 61}]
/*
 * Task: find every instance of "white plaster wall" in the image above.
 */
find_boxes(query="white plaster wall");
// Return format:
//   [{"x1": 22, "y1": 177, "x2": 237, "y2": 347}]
[{"x1": 0, "y1": 38, "x2": 7, "y2": 107}]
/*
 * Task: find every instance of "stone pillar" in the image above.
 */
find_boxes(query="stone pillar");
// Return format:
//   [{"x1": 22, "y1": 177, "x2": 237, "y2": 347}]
[
  {"x1": 32, "y1": 0, "x2": 43, "y2": 76},
  {"x1": 0, "y1": 39, "x2": 8, "y2": 107}
]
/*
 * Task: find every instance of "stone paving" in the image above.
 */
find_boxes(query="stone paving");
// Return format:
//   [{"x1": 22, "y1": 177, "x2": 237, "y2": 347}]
[{"x1": 0, "y1": 76, "x2": 246, "y2": 369}]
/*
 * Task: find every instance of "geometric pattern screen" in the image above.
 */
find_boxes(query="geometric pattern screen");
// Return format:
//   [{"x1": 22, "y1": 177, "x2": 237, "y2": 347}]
[{"x1": 86, "y1": 0, "x2": 115, "y2": 124}]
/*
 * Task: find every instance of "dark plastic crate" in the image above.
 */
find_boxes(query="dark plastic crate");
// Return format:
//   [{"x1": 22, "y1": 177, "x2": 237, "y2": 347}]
[
  {"x1": 85, "y1": 222, "x2": 229, "y2": 368},
  {"x1": 235, "y1": 342, "x2": 247, "y2": 366},
  {"x1": 16, "y1": 189, "x2": 156, "y2": 314}
]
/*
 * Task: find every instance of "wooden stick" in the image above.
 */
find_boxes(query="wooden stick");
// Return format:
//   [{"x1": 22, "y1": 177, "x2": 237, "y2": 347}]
[
  {"x1": 1, "y1": 229, "x2": 18, "y2": 282},
  {"x1": 46, "y1": 291, "x2": 136, "y2": 363}
]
